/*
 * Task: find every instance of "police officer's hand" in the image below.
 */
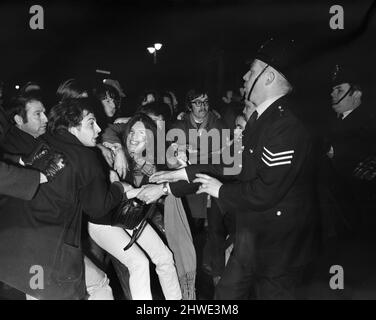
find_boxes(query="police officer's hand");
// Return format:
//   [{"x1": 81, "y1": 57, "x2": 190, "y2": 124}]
[
  {"x1": 353, "y1": 156, "x2": 376, "y2": 181},
  {"x1": 193, "y1": 173, "x2": 223, "y2": 198}
]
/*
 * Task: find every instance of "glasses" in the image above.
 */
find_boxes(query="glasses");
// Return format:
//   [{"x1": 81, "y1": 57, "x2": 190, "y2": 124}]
[{"x1": 191, "y1": 100, "x2": 209, "y2": 107}]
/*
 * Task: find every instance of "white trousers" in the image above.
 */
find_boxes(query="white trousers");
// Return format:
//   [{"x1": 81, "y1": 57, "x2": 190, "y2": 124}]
[
  {"x1": 88, "y1": 222, "x2": 182, "y2": 300},
  {"x1": 84, "y1": 256, "x2": 114, "y2": 300},
  {"x1": 25, "y1": 256, "x2": 114, "y2": 300}
]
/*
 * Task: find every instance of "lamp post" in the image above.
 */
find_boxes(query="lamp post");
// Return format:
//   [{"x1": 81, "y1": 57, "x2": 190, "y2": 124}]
[{"x1": 147, "y1": 43, "x2": 162, "y2": 64}]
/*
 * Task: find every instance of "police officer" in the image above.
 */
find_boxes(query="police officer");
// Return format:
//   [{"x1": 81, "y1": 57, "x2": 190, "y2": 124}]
[
  {"x1": 145, "y1": 38, "x2": 319, "y2": 299},
  {"x1": 324, "y1": 63, "x2": 376, "y2": 231}
]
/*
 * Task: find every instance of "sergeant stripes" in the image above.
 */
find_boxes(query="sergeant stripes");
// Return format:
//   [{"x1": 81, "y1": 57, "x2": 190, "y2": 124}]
[{"x1": 261, "y1": 147, "x2": 294, "y2": 167}]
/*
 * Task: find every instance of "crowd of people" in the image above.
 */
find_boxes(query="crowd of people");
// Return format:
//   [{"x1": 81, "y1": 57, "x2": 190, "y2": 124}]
[{"x1": 0, "y1": 37, "x2": 375, "y2": 300}]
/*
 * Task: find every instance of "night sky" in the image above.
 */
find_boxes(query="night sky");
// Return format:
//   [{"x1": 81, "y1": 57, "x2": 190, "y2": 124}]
[{"x1": 0, "y1": 0, "x2": 375, "y2": 118}]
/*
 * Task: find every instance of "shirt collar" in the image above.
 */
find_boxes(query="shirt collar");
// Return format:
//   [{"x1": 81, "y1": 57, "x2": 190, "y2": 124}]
[
  {"x1": 255, "y1": 94, "x2": 285, "y2": 118},
  {"x1": 342, "y1": 109, "x2": 354, "y2": 119}
]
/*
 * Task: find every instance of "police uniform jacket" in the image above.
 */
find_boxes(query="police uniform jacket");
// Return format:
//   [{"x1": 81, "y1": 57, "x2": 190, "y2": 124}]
[
  {"x1": 171, "y1": 95, "x2": 318, "y2": 276},
  {"x1": 327, "y1": 103, "x2": 376, "y2": 180}
]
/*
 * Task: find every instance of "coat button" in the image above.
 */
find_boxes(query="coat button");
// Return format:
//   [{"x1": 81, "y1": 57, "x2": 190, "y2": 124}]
[
  {"x1": 241, "y1": 146, "x2": 245, "y2": 150},
  {"x1": 276, "y1": 211, "x2": 282, "y2": 216},
  {"x1": 238, "y1": 164, "x2": 242, "y2": 168},
  {"x1": 249, "y1": 149, "x2": 253, "y2": 153}
]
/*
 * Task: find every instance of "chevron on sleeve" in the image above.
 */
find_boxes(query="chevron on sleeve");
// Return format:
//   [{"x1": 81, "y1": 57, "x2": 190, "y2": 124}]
[{"x1": 261, "y1": 147, "x2": 294, "y2": 167}]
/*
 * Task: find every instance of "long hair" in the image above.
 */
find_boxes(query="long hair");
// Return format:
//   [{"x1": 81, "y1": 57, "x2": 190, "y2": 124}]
[
  {"x1": 92, "y1": 84, "x2": 121, "y2": 129},
  {"x1": 122, "y1": 113, "x2": 157, "y2": 167}
]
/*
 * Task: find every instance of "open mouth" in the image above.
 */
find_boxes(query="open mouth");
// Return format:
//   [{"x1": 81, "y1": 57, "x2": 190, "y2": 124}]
[{"x1": 128, "y1": 140, "x2": 140, "y2": 150}]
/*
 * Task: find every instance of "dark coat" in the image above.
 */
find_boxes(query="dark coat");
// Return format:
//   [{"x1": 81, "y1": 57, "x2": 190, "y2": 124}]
[
  {"x1": 0, "y1": 126, "x2": 40, "y2": 200},
  {"x1": 326, "y1": 104, "x2": 376, "y2": 179},
  {"x1": 0, "y1": 161, "x2": 40, "y2": 200},
  {"x1": 171, "y1": 96, "x2": 319, "y2": 276},
  {"x1": 321, "y1": 104, "x2": 376, "y2": 229},
  {"x1": 0, "y1": 129, "x2": 123, "y2": 299}
]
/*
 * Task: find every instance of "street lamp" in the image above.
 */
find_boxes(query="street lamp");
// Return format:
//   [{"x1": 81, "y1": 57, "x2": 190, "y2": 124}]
[{"x1": 147, "y1": 43, "x2": 162, "y2": 64}]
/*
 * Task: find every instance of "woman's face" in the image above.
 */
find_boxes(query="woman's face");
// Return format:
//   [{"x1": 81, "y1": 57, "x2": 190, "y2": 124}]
[
  {"x1": 127, "y1": 121, "x2": 146, "y2": 155},
  {"x1": 101, "y1": 93, "x2": 117, "y2": 118}
]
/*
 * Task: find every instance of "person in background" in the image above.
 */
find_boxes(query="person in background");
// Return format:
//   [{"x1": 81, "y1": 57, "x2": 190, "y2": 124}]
[
  {"x1": 320, "y1": 63, "x2": 376, "y2": 233},
  {"x1": 218, "y1": 88, "x2": 244, "y2": 129},
  {"x1": 235, "y1": 113, "x2": 247, "y2": 131},
  {"x1": 140, "y1": 90, "x2": 159, "y2": 107},
  {"x1": 162, "y1": 91, "x2": 179, "y2": 119},
  {"x1": 93, "y1": 83, "x2": 122, "y2": 130},
  {"x1": 56, "y1": 79, "x2": 89, "y2": 102}
]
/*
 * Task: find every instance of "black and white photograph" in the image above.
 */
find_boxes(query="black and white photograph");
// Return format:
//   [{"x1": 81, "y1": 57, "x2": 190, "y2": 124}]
[{"x1": 0, "y1": 0, "x2": 375, "y2": 304}]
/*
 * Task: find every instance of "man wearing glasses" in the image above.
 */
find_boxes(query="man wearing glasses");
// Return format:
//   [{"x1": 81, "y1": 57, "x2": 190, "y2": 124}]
[{"x1": 167, "y1": 88, "x2": 232, "y2": 286}]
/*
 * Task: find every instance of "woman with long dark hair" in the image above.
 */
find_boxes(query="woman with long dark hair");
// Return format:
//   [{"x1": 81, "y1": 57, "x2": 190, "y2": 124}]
[{"x1": 88, "y1": 113, "x2": 182, "y2": 300}]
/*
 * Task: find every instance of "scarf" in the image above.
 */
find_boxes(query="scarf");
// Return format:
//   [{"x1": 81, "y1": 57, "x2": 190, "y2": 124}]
[{"x1": 164, "y1": 194, "x2": 197, "y2": 300}]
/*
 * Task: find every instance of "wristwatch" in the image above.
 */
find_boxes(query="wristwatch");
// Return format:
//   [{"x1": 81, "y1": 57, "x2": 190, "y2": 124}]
[{"x1": 162, "y1": 182, "x2": 169, "y2": 196}]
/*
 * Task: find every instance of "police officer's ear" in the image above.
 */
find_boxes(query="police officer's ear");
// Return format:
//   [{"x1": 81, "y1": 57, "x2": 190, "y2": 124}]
[
  {"x1": 265, "y1": 70, "x2": 276, "y2": 86},
  {"x1": 351, "y1": 90, "x2": 362, "y2": 102}
]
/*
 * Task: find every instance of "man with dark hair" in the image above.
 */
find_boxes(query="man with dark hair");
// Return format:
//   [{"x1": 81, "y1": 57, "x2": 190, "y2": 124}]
[
  {"x1": 0, "y1": 98, "x2": 127, "y2": 299},
  {"x1": 0, "y1": 104, "x2": 47, "y2": 200},
  {"x1": 1, "y1": 95, "x2": 47, "y2": 155}
]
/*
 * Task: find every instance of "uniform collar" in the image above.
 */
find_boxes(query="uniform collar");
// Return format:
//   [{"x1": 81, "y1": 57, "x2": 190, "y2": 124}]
[
  {"x1": 341, "y1": 109, "x2": 354, "y2": 120},
  {"x1": 256, "y1": 94, "x2": 285, "y2": 118}
]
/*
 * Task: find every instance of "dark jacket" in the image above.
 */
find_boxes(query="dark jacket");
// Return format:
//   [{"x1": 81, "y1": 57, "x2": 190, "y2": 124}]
[
  {"x1": 171, "y1": 96, "x2": 319, "y2": 276},
  {"x1": 0, "y1": 125, "x2": 41, "y2": 200},
  {"x1": 320, "y1": 104, "x2": 376, "y2": 229},
  {"x1": 326, "y1": 104, "x2": 376, "y2": 179},
  {"x1": 0, "y1": 129, "x2": 123, "y2": 299},
  {"x1": 0, "y1": 161, "x2": 40, "y2": 200}
]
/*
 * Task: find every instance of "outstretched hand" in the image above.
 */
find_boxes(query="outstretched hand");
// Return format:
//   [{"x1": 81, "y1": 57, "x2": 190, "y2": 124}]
[
  {"x1": 149, "y1": 168, "x2": 188, "y2": 184},
  {"x1": 193, "y1": 173, "x2": 222, "y2": 198}
]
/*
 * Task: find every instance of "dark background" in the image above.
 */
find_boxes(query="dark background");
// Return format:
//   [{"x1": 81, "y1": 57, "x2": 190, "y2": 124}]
[{"x1": 0, "y1": 0, "x2": 375, "y2": 122}]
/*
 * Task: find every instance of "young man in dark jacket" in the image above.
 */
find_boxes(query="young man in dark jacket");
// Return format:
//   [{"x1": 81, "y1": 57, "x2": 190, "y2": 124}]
[{"x1": 0, "y1": 98, "x2": 126, "y2": 299}]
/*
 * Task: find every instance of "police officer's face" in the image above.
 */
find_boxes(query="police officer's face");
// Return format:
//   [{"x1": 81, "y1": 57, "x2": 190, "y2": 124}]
[
  {"x1": 331, "y1": 83, "x2": 357, "y2": 114},
  {"x1": 243, "y1": 59, "x2": 266, "y2": 106}
]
